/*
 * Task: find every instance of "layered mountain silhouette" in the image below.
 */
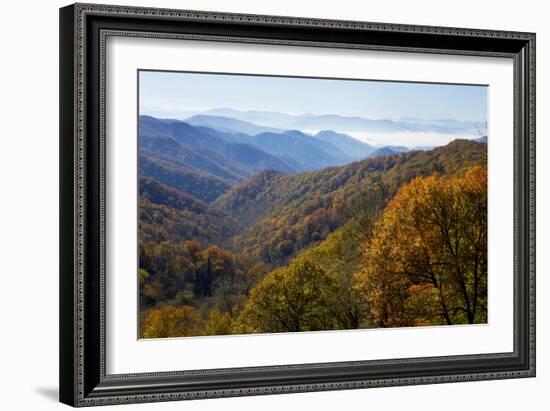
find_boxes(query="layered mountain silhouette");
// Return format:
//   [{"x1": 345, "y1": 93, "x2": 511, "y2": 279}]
[
  {"x1": 185, "y1": 114, "x2": 283, "y2": 135},
  {"x1": 139, "y1": 115, "x2": 378, "y2": 179},
  {"x1": 368, "y1": 145, "x2": 410, "y2": 158},
  {"x1": 140, "y1": 115, "x2": 486, "y2": 208},
  {"x1": 199, "y1": 108, "x2": 483, "y2": 135},
  {"x1": 138, "y1": 118, "x2": 487, "y2": 263},
  {"x1": 140, "y1": 115, "x2": 298, "y2": 182},
  {"x1": 311, "y1": 130, "x2": 376, "y2": 160}
]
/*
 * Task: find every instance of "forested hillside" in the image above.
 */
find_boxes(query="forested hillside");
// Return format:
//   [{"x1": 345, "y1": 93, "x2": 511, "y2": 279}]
[
  {"x1": 139, "y1": 177, "x2": 242, "y2": 246},
  {"x1": 137, "y1": 115, "x2": 488, "y2": 338},
  {"x1": 217, "y1": 139, "x2": 486, "y2": 264},
  {"x1": 139, "y1": 154, "x2": 231, "y2": 203}
]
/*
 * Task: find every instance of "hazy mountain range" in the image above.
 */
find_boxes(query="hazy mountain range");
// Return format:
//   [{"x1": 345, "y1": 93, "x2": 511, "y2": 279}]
[
  {"x1": 138, "y1": 114, "x2": 488, "y2": 220},
  {"x1": 139, "y1": 117, "x2": 488, "y2": 262},
  {"x1": 140, "y1": 114, "x2": 441, "y2": 184},
  {"x1": 178, "y1": 108, "x2": 485, "y2": 135}
]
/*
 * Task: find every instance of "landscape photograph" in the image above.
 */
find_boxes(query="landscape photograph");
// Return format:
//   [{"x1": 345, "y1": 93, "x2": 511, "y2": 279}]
[{"x1": 137, "y1": 70, "x2": 488, "y2": 339}]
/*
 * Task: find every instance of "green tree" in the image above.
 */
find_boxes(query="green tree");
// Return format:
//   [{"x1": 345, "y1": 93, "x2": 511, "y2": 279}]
[
  {"x1": 236, "y1": 257, "x2": 342, "y2": 333},
  {"x1": 205, "y1": 308, "x2": 234, "y2": 335}
]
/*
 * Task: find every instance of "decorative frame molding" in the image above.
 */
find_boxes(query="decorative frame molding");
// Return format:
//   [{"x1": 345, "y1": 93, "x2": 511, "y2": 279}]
[{"x1": 60, "y1": 3, "x2": 535, "y2": 407}]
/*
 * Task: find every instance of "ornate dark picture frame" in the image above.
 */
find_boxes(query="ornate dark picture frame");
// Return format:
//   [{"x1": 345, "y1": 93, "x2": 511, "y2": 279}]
[{"x1": 59, "y1": 3, "x2": 535, "y2": 407}]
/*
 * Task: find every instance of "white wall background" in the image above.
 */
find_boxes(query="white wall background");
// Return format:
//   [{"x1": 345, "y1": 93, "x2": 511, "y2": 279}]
[{"x1": 0, "y1": 0, "x2": 546, "y2": 409}]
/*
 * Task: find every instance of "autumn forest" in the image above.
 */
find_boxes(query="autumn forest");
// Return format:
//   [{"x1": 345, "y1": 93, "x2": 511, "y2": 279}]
[{"x1": 138, "y1": 110, "x2": 488, "y2": 338}]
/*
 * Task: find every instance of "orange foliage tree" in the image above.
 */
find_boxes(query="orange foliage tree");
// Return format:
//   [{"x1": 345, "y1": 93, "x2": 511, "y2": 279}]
[{"x1": 354, "y1": 165, "x2": 487, "y2": 327}]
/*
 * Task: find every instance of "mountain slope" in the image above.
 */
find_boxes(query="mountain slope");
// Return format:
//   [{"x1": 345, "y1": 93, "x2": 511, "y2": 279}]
[
  {"x1": 201, "y1": 127, "x2": 354, "y2": 171},
  {"x1": 215, "y1": 140, "x2": 487, "y2": 264},
  {"x1": 368, "y1": 147, "x2": 398, "y2": 158},
  {"x1": 246, "y1": 130, "x2": 350, "y2": 170},
  {"x1": 313, "y1": 130, "x2": 376, "y2": 160},
  {"x1": 141, "y1": 115, "x2": 376, "y2": 173},
  {"x1": 385, "y1": 145, "x2": 410, "y2": 153},
  {"x1": 368, "y1": 145, "x2": 410, "y2": 158},
  {"x1": 139, "y1": 154, "x2": 231, "y2": 203},
  {"x1": 140, "y1": 130, "x2": 251, "y2": 182},
  {"x1": 139, "y1": 177, "x2": 242, "y2": 246},
  {"x1": 139, "y1": 116, "x2": 299, "y2": 181}
]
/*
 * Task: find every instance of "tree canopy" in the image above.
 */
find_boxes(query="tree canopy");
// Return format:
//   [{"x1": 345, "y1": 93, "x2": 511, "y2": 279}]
[
  {"x1": 236, "y1": 257, "x2": 345, "y2": 333},
  {"x1": 137, "y1": 135, "x2": 488, "y2": 338},
  {"x1": 354, "y1": 165, "x2": 487, "y2": 327}
]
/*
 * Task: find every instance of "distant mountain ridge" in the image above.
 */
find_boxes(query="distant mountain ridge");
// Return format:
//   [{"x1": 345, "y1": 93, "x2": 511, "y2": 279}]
[
  {"x1": 368, "y1": 145, "x2": 410, "y2": 159},
  {"x1": 185, "y1": 114, "x2": 283, "y2": 135},
  {"x1": 312, "y1": 130, "x2": 376, "y2": 160},
  {"x1": 139, "y1": 115, "x2": 299, "y2": 182},
  {"x1": 185, "y1": 114, "x2": 378, "y2": 166},
  {"x1": 139, "y1": 116, "x2": 378, "y2": 179},
  {"x1": 202, "y1": 108, "x2": 484, "y2": 135},
  {"x1": 368, "y1": 147, "x2": 399, "y2": 158},
  {"x1": 243, "y1": 130, "x2": 351, "y2": 170}
]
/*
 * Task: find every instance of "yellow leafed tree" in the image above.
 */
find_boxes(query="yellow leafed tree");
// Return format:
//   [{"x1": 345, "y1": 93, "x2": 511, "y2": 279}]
[
  {"x1": 354, "y1": 165, "x2": 487, "y2": 327},
  {"x1": 141, "y1": 305, "x2": 205, "y2": 338},
  {"x1": 235, "y1": 257, "x2": 343, "y2": 333}
]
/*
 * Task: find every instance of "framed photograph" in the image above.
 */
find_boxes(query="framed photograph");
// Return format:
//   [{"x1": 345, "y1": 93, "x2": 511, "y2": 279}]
[{"x1": 59, "y1": 3, "x2": 536, "y2": 407}]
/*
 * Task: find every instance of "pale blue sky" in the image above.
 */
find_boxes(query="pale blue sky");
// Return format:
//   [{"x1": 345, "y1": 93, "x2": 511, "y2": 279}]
[{"x1": 139, "y1": 70, "x2": 487, "y2": 122}]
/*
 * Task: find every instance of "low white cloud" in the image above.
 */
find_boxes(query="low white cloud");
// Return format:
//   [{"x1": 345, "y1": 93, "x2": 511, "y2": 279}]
[{"x1": 305, "y1": 129, "x2": 480, "y2": 149}]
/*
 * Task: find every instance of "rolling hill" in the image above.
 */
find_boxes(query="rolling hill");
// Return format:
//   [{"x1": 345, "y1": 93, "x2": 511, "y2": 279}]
[
  {"x1": 140, "y1": 130, "x2": 251, "y2": 182},
  {"x1": 214, "y1": 139, "x2": 487, "y2": 264},
  {"x1": 139, "y1": 177, "x2": 242, "y2": 246},
  {"x1": 201, "y1": 126, "x2": 355, "y2": 170},
  {"x1": 244, "y1": 130, "x2": 351, "y2": 170},
  {"x1": 138, "y1": 114, "x2": 488, "y2": 265},
  {"x1": 139, "y1": 154, "x2": 231, "y2": 203},
  {"x1": 138, "y1": 134, "x2": 488, "y2": 338},
  {"x1": 140, "y1": 115, "x2": 367, "y2": 174},
  {"x1": 139, "y1": 116, "x2": 299, "y2": 181},
  {"x1": 368, "y1": 147, "x2": 399, "y2": 158}
]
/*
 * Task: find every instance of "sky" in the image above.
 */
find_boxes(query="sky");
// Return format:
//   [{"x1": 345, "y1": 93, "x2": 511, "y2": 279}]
[{"x1": 139, "y1": 70, "x2": 487, "y2": 122}]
